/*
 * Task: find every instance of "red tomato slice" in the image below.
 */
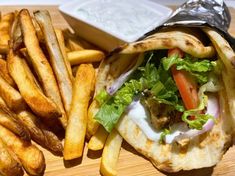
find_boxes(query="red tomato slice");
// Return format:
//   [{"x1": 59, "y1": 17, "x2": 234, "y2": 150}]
[{"x1": 168, "y1": 48, "x2": 199, "y2": 111}]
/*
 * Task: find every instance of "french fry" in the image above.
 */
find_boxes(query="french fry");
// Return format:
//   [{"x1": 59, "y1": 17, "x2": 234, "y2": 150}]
[
  {"x1": 100, "y1": 129, "x2": 123, "y2": 176},
  {"x1": 0, "y1": 125, "x2": 45, "y2": 175},
  {"x1": 88, "y1": 126, "x2": 109, "y2": 151},
  {"x1": 19, "y1": 9, "x2": 67, "y2": 127},
  {"x1": 55, "y1": 29, "x2": 73, "y2": 81},
  {"x1": 7, "y1": 53, "x2": 61, "y2": 119},
  {"x1": 0, "y1": 138, "x2": 24, "y2": 176},
  {"x1": 34, "y1": 10, "x2": 73, "y2": 115},
  {"x1": 0, "y1": 12, "x2": 14, "y2": 54},
  {"x1": 0, "y1": 106, "x2": 31, "y2": 142},
  {"x1": 0, "y1": 45, "x2": 8, "y2": 54},
  {"x1": 0, "y1": 74, "x2": 26, "y2": 112},
  {"x1": 20, "y1": 55, "x2": 43, "y2": 92},
  {"x1": 17, "y1": 110, "x2": 63, "y2": 154},
  {"x1": 64, "y1": 64, "x2": 95, "y2": 160},
  {"x1": 10, "y1": 13, "x2": 23, "y2": 52},
  {"x1": 67, "y1": 50, "x2": 105, "y2": 65},
  {"x1": 0, "y1": 96, "x2": 6, "y2": 107},
  {"x1": 0, "y1": 58, "x2": 16, "y2": 87},
  {"x1": 32, "y1": 17, "x2": 44, "y2": 43},
  {"x1": 87, "y1": 100, "x2": 101, "y2": 139}
]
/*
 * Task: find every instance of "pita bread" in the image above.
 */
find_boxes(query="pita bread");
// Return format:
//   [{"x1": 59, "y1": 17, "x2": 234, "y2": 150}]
[
  {"x1": 203, "y1": 28, "x2": 235, "y2": 128},
  {"x1": 93, "y1": 28, "x2": 234, "y2": 172}
]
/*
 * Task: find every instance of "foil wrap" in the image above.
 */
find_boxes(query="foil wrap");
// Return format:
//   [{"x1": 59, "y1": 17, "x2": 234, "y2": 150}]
[{"x1": 143, "y1": 0, "x2": 235, "y2": 48}]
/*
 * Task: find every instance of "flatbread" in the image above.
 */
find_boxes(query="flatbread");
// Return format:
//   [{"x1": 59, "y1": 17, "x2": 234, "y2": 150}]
[
  {"x1": 94, "y1": 28, "x2": 234, "y2": 172},
  {"x1": 203, "y1": 28, "x2": 235, "y2": 128}
]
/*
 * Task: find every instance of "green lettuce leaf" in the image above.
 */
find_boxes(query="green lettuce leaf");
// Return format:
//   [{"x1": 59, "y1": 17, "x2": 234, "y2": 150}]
[
  {"x1": 162, "y1": 55, "x2": 214, "y2": 84},
  {"x1": 95, "y1": 89, "x2": 110, "y2": 105},
  {"x1": 95, "y1": 79, "x2": 142, "y2": 132},
  {"x1": 181, "y1": 95, "x2": 213, "y2": 130}
]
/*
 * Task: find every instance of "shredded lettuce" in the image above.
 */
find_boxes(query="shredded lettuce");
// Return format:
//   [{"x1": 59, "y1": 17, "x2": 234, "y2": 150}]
[
  {"x1": 95, "y1": 79, "x2": 142, "y2": 132},
  {"x1": 162, "y1": 55, "x2": 215, "y2": 84},
  {"x1": 95, "y1": 89, "x2": 110, "y2": 105},
  {"x1": 181, "y1": 96, "x2": 213, "y2": 130}
]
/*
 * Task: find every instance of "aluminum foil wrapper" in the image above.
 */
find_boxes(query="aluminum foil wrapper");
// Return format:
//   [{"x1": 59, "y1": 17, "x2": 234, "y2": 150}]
[{"x1": 142, "y1": 0, "x2": 235, "y2": 48}]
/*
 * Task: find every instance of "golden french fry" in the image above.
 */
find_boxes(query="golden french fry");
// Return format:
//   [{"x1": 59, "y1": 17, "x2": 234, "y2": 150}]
[
  {"x1": 67, "y1": 50, "x2": 105, "y2": 65},
  {"x1": 55, "y1": 29, "x2": 74, "y2": 81},
  {"x1": 0, "y1": 44, "x2": 8, "y2": 54},
  {"x1": 0, "y1": 96, "x2": 6, "y2": 107},
  {"x1": 0, "y1": 125, "x2": 45, "y2": 175},
  {"x1": 87, "y1": 100, "x2": 100, "y2": 139},
  {"x1": 17, "y1": 110, "x2": 63, "y2": 154},
  {"x1": 34, "y1": 10, "x2": 73, "y2": 116},
  {"x1": 0, "y1": 12, "x2": 14, "y2": 54},
  {"x1": 100, "y1": 129, "x2": 123, "y2": 176},
  {"x1": 0, "y1": 137, "x2": 24, "y2": 176},
  {"x1": 32, "y1": 17, "x2": 44, "y2": 43},
  {"x1": 0, "y1": 74, "x2": 26, "y2": 112},
  {"x1": 0, "y1": 58, "x2": 16, "y2": 87},
  {"x1": 8, "y1": 53, "x2": 61, "y2": 119},
  {"x1": 19, "y1": 9, "x2": 67, "y2": 127},
  {"x1": 10, "y1": 13, "x2": 23, "y2": 52},
  {"x1": 0, "y1": 106, "x2": 31, "y2": 142},
  {"x1": 88, "y1": 126, "x2": 109, "y2": 151},
  {"x1": 21, "y1": 56, "x2": 43, "y2": 92},
  {"x1": 64, "y1": 64, "x2": 95, "y2": 160}
]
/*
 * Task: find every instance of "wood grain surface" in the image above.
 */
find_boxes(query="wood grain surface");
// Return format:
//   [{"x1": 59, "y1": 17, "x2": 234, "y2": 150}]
[{"x1": 1, "y1": 5, "x2": 235, "y2": 176}]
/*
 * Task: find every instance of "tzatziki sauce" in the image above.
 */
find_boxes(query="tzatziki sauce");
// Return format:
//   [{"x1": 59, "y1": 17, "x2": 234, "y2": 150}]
[
  {"x1": 126, "y1": 100, "x2": 189, "y2": 143},
  {"x1": 75, "y1": 0, "x2": 172, "y2": 42}
]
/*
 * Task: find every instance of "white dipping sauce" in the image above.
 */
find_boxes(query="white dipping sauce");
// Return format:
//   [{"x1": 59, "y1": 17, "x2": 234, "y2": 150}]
[{"x1": 75, "y1": 0, "x2": 171, "y2": 42}]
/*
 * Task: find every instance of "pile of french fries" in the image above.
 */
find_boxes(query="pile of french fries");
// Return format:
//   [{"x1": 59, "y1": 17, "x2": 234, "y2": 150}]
[{"x1": 0, "y1": 8, "x2": 123, "y2": 176}]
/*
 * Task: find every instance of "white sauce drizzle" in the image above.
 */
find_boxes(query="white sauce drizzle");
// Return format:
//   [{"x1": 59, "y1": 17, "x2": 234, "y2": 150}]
[
  {"x1": 127, "y1": 94, "x2": 218, "y2": 144},
  {"x1": 127, "y1": 100, "x2": 189, "y2": 143}
]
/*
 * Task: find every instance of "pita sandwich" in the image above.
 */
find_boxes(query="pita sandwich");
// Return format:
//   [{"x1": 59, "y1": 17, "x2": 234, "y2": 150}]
[{"x1": 91, "y1": 27, "x2": 235, "y2": 172}]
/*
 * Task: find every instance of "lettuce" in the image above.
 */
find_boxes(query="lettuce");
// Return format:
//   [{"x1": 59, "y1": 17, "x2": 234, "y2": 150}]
[
  {"x1": 162, "y1": 55, "x2": 215, "y2": 84},
  {"x1": 181, "y1": 96, "x2": 213, "y2": 130},
  {"x1": 95, "y1": 89, "x2": 110, "y2": 105},
  {"x1": 95, "y1": 79, "x2": 142, "y2": 132}
]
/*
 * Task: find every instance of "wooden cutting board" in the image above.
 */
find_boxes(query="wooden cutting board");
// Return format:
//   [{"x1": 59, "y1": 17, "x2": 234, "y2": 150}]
[{"x1": 1, "y1": 5, "x2": 235, "y2": 176}]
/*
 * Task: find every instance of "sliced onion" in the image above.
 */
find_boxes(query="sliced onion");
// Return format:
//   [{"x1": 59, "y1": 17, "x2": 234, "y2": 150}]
[
  {"x1": 166, "y1": 94, "x2": 220, "y2": 143},
  {"x1": 107, "y1": 54, "x2": 144, "y2": 95}
]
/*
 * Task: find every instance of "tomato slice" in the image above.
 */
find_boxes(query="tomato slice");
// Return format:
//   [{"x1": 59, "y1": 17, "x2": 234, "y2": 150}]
[{"x1": 168, "y1": 48, "x2": 199, "y2": 111}]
